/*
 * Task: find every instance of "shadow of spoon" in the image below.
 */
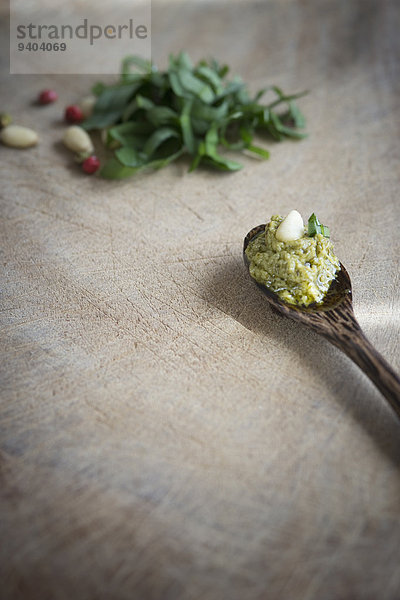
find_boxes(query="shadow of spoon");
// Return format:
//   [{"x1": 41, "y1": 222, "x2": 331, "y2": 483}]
[{"x1": 244, "y1": 224, "x2": 400, "y2": 419}]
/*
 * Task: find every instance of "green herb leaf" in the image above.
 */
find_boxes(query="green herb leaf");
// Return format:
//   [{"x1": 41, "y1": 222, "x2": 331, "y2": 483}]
[
  {"x1": 179, "y1": 98, "x2": 196, "y2": 154},
  {"x1": 115, "y1": 146, "x2": 144, "y2": 167},
  {"x1": 246, "y1": 145, "x2": 270, "y2": 159},
  {"x1": 308, "y1": 213, "x2": 330, "y2": 238},
  {"x1": 83, "y1": 52, "x2": 308, "y2": 179},
  {"x1": 144, "y1": 148, "x2": 184, "y2": 170},
  {"x1": 202, "y1": 155, "x2": 243, "y2": 171},
  {"x1": 121, "y1": 55, "x2": 151, "y2": 79},
  {"x1": 177, "y1": 68, "x2": 215, "y2": 104},
  {"x1": 83, "y1": 83, "x2": 140, "y2": 130},
  {"x1": 100, "y1": 158, "x2": 140, "y2": 179},
  {"x1": 143, "y1": 127, "x2": 180, "y2": 158},
  {"x1": 203, "y1": 123, "x2": 242, "y2": 171},
  {"x1": 147, "y1": 106, "x2": 178, "y2": 127},
  {"x1": 92, "y1": 82, "x2": 106, "y2": 97},
  {"x1": 196, "y1": 65, "x2": 224, "y2": 94},
  {"x1": 108, "y1": 121, "x2": 153, "y2": 149},
  {"x1": 188, "y1": 140, "x2": 205, "y2": 172}
]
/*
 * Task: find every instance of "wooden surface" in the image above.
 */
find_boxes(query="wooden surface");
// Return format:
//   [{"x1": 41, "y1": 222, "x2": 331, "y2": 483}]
[{"x1": 1, "y1": 1, "x2": 400, "y2": 598}]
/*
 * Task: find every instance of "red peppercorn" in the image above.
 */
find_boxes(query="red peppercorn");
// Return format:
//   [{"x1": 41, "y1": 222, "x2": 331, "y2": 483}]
[
  {"x1": 82, "y1": 155, "x2": 100, "y2": 174},
  {"x1": 39, "y1": 89, "x2": 58, "y2": 104},
  {"x1": 65, "y1": 105, "x2": 84, "y2": 124}
]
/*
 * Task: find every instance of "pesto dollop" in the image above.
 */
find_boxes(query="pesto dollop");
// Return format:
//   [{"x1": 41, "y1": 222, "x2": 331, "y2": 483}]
[{"x1": 245, "y1": 215, "x2": 340, "y2": 306}]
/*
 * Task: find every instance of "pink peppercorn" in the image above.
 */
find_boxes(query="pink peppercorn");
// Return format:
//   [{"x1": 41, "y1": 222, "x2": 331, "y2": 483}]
[
  {"x1": 82, "y1": 155, "x2": 100, "y2": 174},
  {"x1": 39, "y1": 89, "x2": 58, "y2": 104},
  {"x1": 65, "y1": 105, "x2": 84, "y2": 124}
]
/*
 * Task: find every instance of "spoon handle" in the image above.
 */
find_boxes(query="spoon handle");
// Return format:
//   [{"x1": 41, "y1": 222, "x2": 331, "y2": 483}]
[{"x1": 330, "y1": 320, "x2": 400, "y2": 418}]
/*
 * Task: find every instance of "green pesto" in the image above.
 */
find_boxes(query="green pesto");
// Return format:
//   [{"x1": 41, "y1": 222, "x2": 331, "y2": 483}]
[{"x1": 245, "y1": 215, "x2": 340, "y2": 306}]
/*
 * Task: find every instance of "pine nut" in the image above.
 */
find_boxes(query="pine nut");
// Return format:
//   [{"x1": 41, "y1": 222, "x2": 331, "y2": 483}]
[
  {"x1": 80, "y1": 96, "x2": 96, "y2": 118},
  {"x1": 63, "y1": 125, "x2": 94, "y2": 155},
  {"x1": 0, "y1": 125, "x2": 38, "y2": 148},
  {"x1": 276, "y1": 210, "x2": 304, "y2": 242}
]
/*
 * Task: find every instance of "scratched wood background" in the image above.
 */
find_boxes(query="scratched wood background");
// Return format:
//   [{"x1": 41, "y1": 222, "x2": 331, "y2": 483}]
[{"x1": 1, "y1": 1, "x2": 400, "y2": 599}]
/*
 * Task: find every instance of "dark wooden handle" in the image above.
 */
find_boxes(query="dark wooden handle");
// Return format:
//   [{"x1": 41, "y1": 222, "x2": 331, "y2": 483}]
[{"x1": 332, "y1": 327, "x2": 400, "y2": 418}]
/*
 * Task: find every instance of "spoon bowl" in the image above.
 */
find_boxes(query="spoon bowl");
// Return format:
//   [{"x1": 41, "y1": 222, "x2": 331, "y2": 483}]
[
  {"x1": 244, "y1": 224, "x2": 400, "y2": 418},
  {"x1": 244, "y1": 223, "x2": 352, "y2": 314}
]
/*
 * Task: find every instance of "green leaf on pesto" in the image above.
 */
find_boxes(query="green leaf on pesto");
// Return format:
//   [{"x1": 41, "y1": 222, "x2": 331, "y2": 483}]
[{"x1": 308, "y1": 213, "x2": 330, "y2": 238}]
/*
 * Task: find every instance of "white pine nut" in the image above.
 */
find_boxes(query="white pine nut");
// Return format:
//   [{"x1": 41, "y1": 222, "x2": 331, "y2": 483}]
[
  {"x1": 79, "y1": 96, "x2": 96, "y2": 118},
  {"x1": 276, "y1": 209, "x2": 304, "y2": 242},
  {"x1": 63, "y1": 125, "x2": 94, "y2": 155},
  {"x1": 0, "y1": 125, "x2": 38, "y2": 148}
]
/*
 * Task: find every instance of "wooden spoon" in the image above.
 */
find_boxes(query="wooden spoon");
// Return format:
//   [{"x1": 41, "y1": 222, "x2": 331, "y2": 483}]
[{"x1": 243, "y1": 224, "x2": 400, "y2": 418}]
